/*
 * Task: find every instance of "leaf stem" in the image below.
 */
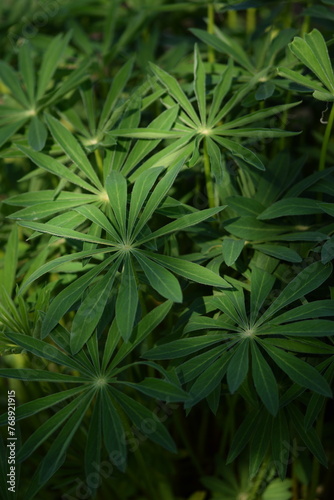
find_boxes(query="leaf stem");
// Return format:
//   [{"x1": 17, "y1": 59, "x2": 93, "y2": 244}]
[
  {"x1": 248, "y1": 459, "x2": 269, "y2": 500},
  {"x1": 207, "y1": 2, "x2": 215, "y2": 64},
  {"x1": 246, "y1": 8, "x2": 256, "y2": 35},
  {"x1": 306, "y1": 403, "x2": 327, "y2": 500},
  {"x1": 319, "y1": 102, "x2": 334, "y2": 172},
  {"x1": 94, "y1": 148, "x2": 103, "y2": 175},
  {"x1": 203, "y1": 138, "x2": 216, "y2": 208}
]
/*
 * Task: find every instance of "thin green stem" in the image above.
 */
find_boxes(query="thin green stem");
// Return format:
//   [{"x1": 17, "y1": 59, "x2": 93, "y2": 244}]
[
  {"x1": 246, "y1": 8, "x2": 256, "y2": 35},
  {"x1": 319, "y1": 102, "x2": 334, "y2": 172},
  {"x1": 248, "y1": 459, "x2": 269, "y2": 500},
  {"x1": 307, "y1": 403, "x2": 327, "y2": 500},
  {"x1": 203, "y1": 138, "x2": 215, "y2": 208},
  {"x1": 227, "y1": 10, "x2": 238, "y2": 30},
  {"x1": 207, "y1": 2, "x2": 215, "y2": 64},
  {"x1": 94, "y1": 148, "x2": 103, "y2": 175},
  {"x1": 173, "y1": 409, "x2": 203, "y2": 475}
]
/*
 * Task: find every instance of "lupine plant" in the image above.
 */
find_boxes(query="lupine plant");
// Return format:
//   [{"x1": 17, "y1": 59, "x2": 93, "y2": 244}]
[{"x1": 0, "y1": 1, "x2": 334, "y2": 500}]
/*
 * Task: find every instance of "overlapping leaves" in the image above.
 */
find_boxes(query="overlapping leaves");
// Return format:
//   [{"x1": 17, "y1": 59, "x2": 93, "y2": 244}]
[
  {"x1": 145, "y1": 261, "x2": 334, "y2": 416},
  {"x1": 12, "y1": 133, "x2": 229, "y2": 348},
  {"x1": 0, "y1": 302, "x2": 189, "y2": 499}
]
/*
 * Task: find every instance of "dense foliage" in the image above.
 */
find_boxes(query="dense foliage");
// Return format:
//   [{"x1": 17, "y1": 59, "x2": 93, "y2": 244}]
[{"x1": 0, "y1": 1, "x2": 334, "y2": 499}]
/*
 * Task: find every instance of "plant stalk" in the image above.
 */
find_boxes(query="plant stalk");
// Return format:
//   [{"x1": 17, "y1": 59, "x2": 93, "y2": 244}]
[
  {"x1": 319, "y1": 102, "x2": 334, "y2": 172},
  {"x1": 306, "y1": 403, "x2": 327, "y2": 500},
  {"x1": 246, "y1": 8, "x2": 256, "y2": 35},
  {"x1": 203, "y1": 138, "x2": 215, "y2": 208},
  {"x1": 248, "y1": 459, "x2": 269, "y2": 500},
  {"x1": 207, "y1": 2, "x2": 215, "y2": 64}
]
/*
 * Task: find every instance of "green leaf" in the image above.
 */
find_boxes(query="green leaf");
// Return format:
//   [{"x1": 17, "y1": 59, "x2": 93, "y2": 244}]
[
  {"x1": 321, "y1": 235, "x2": 334, "y2": 264},
  {"x1": 0, "y1": 386, "x2": 86, "y2": 426},
  {"x1": 255, "y1": 81, "x2": 275, "y2": 100},
  {"x1": 132, "y1": 161, "x2": 183, "y2": 239},
  {"x1": 115, "y1": 255, "x2": 138, "y2": 341},
  {"x1": 319, "y1": 202, "x2": 334, "y2": 217},
  {"x1": 0, "y1": 119, "x2": 28, "y2": 148},
  {"x1": 215, "y1": 136, "x2": 265, "y2": 170},
  {"x1": 137, "y1": 206, "x2": 225, "y2": 245},
  {"x1": 85, "y1": 392, "x2": 102, "y2": 481},
  {"x1": 75, "y1": 204, "x2": 122, "y2": 242},
  {"x1": 101, "y1": 391, "x2": 127, "y2": 471},
  {"x1": 186, "y1": 351, "x2": 232, "y2": 407},
  {"x1": 105, "y1": 171, "x2": 127, "y2": 236},
  {"x1": 98, "y1": 58, "x2": 134, "y2": 131},
  {"x1": 0, "y1": 368, "x2": 88, "y2": 383},
  {"x1": 217, "y1": 101, "x2": 301, "y2": 131},
  {"x1": 1, "y1": 225, "x2": 18, "y2": 296},
  {"x1": 127, "y1": 167, "x2": 164, "y2": 237},
  {"x1": 27, "y1": 116, "x2": 47, "y2": 151},
  {"x1": 250, "y1": 267, "x2": 275, "y2": 325},
  {"x1": 45, "y1": 114, "x2": 102, "y2": 189},
  {"x1": 289, "y1": 29, "x2": 334, "y2": 94},
  {"x1": 108, "y1": 128, "x2": 180, "y2": 139},
  {"x1": 18, "y1": 220, "x2": 115, "y2": 246},
  {"x1": 42, "y1": 256, "x2": 115, "y2": 337},
  {"x1": 227, "y1": 339, "x2": 249, "y2": 393},
  {"x1": 270, "y1": 300, "x2": 334, "y2": 324},
  {"x1": 142, "y1": 251, "x2": 230, "y2": 288},
  {"x1": 206, "y1": 136, "x2": 223, "y2": 183},
  {"x1": 39, "y1": 390, "x2": 94, "y2": 482},
  {"x1": 261, "y1": 343, "x2": 332, "y2": 397},
  {"x1": 253, "y1": 244, "x2": 302, "y2": 263},
  {"x1": 271, "y1": 410, "x2": 290, "y2": 479},
  {"x1": 258, "y1": 262, "x2": 332, "y2": 324},
  {"x1": 258, "y1": 197, "x2": 323, "y2": 220},
  {"x1": 5, "y1": 333, "x2": 89, "y2": 374},
  {"x1": 0, "y1": 61, "x2": 30, "y2": 108},
  {"x1": 71, "y1": 257, "x2": 121, "y2": 354},
  {"x1": 144, "y1": 334, "x2": 223, "y2": 360},
  {"x1": 19, "y1": 247, "x2": 114, "y2": 294},
  {"x1": 17, "y1": 390, "x2": 91, "y2": 462},
  {"x1": 208, "y1": 59, "x2": 234, "y2": 126},
  {"x1": 226, "y1": 410, "x2": 260, "y2": 463},
  {"x1": 249, "y1": 411, "x2": 271, "y2": 478},
  {"x1": 288, "y1": 404, "x2": 328, "y2": 466},
  {"x1": 18, "y1": 43, "x2": 35, "y2": 104},
  {"x1": 266, "y1": 338, "x2": 334, "y2": 355},
  {"x1": 111, "y1": 388, "x2": 177, "y2": 453},
  {"x1": 194, "y1": 44, "x2": 206, "y2": 124},
  {"x1": 120, "y1": 378, "x2": 189, "y2": 403},
  {"x1": 251, "y1": 342, "x2": 279, "y2": 416},
  {"x1": 102, "y1": 320, "x2": 122, "y2": 372},
  {"x1": 190, "y1": 28, "x2": 254, "y2": 73},
  {"x1": 177, "y1": 344, "x2": 230, "y2": 384},
  {"x1": 122, "y1": 107, "x2": 179, "y2": 176},
  {"x1": 258, "y1": 319, "x2": 334, "y2": 337},
  {"x1": 222, "y1": 238, "x2": 244, "y2": 266},
  {"x1": 15, "y1": 144, "x2": 100, "y2": 194},
  {"x1": 36, "y1": 32, "x2": 71, "y2": 101},
  {"x1": 277, "y1": 66, "x2": 326, "y2": 93},
  {"x1": 134, "y1": 251, "x2": 182, "y2": 302},
  {"x1": 43, "y1": 58, "x2": 91, "y2": 107},
  {"x1": 149, "y1": 62, "x2": 200, "y2": 126},
  {"x1": 11, "y1": 199, "x2": 96, "y2": 221}
]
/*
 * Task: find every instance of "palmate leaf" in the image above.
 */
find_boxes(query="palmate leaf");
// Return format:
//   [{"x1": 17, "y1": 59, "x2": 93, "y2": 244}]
[
  {"x1": 251, "y1": 341, "x2": 279, "y2": 416},
  {"x1": 16, "y1": 160, "x2": 230, "y2": 343},
  {"x1": 70, "y1": 256, "x2": 122, "y2": 354},
  {"x1": 0, "y1": 298, "x2": 183, "y2": 483},
  {"x1": 124, "y1": 49, "x2": 299, "y2": 176},
  {"x1": 257, "y1": 261, "x2": 332, "y2": 325},
  {"x1": 260, "y1": 341, "x2": 332, "y2": 397}
]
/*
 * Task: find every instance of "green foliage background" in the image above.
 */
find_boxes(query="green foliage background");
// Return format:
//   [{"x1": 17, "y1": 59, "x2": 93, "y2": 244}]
[{"x1": 0, "y1": 1, "x2": 334, "y2": 499}]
